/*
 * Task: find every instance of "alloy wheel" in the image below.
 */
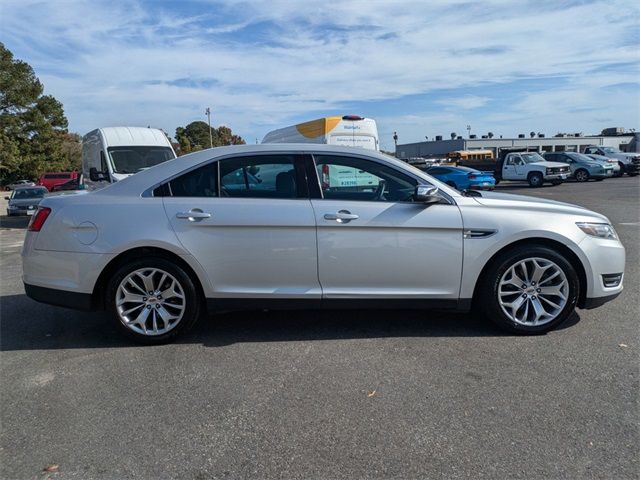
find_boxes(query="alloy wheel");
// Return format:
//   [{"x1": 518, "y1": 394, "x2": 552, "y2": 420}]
[
  {"x1": 497, "y1": 257, "x2": 569, "y2": 326},
  {"x1": 115, "y1": 268, "x2": 186, "y2": 336}
]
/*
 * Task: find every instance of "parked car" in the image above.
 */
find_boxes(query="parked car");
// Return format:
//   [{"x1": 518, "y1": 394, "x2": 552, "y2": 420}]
[
  {"x1": 543, "y1": 152, "x2": 614, "y2": 182},
  {"x1": 583, "y1": 146, "x2": 640, "y2": 176},
  {"x1": 495, "y1": 152, "x2": 570, "y2": 187},
  {"x1": 23, "y1": 144, "x2": 625, "y2": 344},
  {"x1": 426, "y1": 165, "x2": 495, "y2": 190},
  {"x1": 37, "y1": 171, "x2": 79, "y2": 191},
  {"x1": 52, "y1": 177, "x2": 85, "y2": 192},
  {"x1": 5, "y1": 186, "x2": 47, "y2": 216},
  {"x1": 585, "y1": 154, "x2": 621, "y2": 176},
  {"x1": 5, "y1": 179, "x2": 35, "y2": 191}
]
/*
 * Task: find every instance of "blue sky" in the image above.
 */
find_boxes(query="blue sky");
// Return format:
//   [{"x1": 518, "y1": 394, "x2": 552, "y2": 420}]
[{"x1": 1, "y1": 0, "x2": 638, "y2": 150}]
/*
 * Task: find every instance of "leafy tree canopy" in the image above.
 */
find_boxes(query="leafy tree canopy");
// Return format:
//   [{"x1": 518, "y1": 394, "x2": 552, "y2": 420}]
[
  {"x1": 0, "y1": 42, "x2": 80, "y2": 183},
  {"x1": 175, "y1": 120, "x2": 245, "y2": 155}
]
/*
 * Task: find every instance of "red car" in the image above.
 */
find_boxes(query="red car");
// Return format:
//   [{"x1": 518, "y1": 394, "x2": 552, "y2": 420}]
[{"x1": 37, "y1": 171, "x2": 78, "y2": 191}]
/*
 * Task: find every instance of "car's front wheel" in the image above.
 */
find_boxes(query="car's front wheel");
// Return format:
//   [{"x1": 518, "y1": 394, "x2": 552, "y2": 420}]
[
  {"x1": 106, "y1": 257, "x2": 202, "y2": 344},
  {"x1": 479, "y1": 245, "x2": 579, "y2": 334},
  {"x1": 575, "y1": 169, "x2": 589, "y2": 182},
  {"x1": 528, "y1": 172, "x2": 543, "y2": 187}
]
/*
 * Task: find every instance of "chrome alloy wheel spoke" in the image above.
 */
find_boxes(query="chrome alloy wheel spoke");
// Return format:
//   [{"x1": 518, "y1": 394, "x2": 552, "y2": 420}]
[
  {"x1": 116, "y1": 268, "x2": 186, "y2": 336},
  {"x1": 498, "y1": 257, "x2": 568, "y2": 326}
]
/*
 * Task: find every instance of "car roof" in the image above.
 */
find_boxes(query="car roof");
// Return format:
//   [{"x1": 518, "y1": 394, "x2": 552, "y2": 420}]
[
  {"x1": 92, "y1": 144, "x2": 442, "y2": 197},
  {"x1": 14, "y1": 185, "x2": 46, "y2": 191}
]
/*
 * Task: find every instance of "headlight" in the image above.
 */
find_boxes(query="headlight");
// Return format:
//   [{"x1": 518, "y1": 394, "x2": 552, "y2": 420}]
[{"x1": 576, "y1": 222, "x2": 618, "y2": 240}]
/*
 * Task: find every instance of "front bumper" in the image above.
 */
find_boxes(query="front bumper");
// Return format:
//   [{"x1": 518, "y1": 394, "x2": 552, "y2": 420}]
[
  {"x1": 544, "y1": 173, "x2": 569, "y2": 181},
  {"x1": 577, "y1": 235, "x2": 625, "y2": 308}
]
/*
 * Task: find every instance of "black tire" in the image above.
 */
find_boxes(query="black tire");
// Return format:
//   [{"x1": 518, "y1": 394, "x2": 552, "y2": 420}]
[
  {"x1": 614, "y1": 163, "x2": 624, "y2": 177},
  {"x1": 628, "y1": 172, "x2": 638, "y2": 177},
  {"x1": 106, "y1": 257, "x2": 203, "y2": 344},
  {"x1": 478, "y1": 245, "x2": 579, "y2": 334},
  {"x1": 528, "y1": 172, "x2": 543, "y2": 187},
  {"x1": 574, "y1": 169, "x2": 589, "y2": 182}
]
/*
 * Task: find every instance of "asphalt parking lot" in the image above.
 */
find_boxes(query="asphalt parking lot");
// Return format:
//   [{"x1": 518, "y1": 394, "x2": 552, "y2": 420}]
[{"x1": 1, "y1": 178, "x2": 638, "y2": 479}]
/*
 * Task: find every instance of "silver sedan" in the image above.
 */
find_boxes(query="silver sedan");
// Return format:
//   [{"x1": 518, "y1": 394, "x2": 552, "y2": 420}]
[{"x1": 22, "y1": 144, "x2": 625, "y2": 343}]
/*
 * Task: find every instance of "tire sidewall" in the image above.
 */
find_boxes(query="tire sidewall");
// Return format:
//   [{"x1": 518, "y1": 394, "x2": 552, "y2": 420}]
[
  {"x1": 481, "y1": 246, "x2": 579, "y2": 334},
  {"x1": 106, "y1": 257, "x2": 202, "y2": 344}
]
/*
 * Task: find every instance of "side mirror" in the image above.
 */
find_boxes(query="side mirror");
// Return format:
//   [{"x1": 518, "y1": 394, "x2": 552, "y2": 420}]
[
  {"x1": 89, "y1": 167, "x2": 107, "y2": 182},
  {"x1": 414, "y1": 184, "x2": 441, "y2": 204},
  {"x1": 4, "y1": 196, "x2": 9, "y2": 200}
]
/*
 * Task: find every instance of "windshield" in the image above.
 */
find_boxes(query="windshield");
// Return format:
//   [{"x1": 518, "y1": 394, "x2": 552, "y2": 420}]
[
  {"x1": 521, "y1": 153, "x2": 545, "y2": 164},
  {"x1": 12, "y1": 188, "x2": 46, "y2": 199},
  {"x1": 602, "y1": 147, "x2": 621, "y2": 154},
  {"x1": 107, "y1": 146, "x2": 174, "y2": 174}
]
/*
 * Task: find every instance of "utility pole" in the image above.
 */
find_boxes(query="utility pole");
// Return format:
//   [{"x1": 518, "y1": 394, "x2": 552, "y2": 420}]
[{"x1": 205, "y1": 107, "x2": 213, "y2": 148}]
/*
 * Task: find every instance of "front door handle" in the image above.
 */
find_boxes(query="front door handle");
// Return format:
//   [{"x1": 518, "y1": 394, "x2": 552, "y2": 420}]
[
  {"x1": 176, "y1": 209, "x2": 211, "y2": 221},
  {"x1": 324, "y1": 210, "x2": 359, "y2": 223}
]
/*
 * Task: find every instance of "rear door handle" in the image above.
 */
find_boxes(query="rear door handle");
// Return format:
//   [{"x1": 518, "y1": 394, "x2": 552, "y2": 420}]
[
  {"x1": 176, "y1": 209, "x2": 211, "y2": 221},
  {"x1": 324, "y1": 210, "x2": 359, "y2": 223}
]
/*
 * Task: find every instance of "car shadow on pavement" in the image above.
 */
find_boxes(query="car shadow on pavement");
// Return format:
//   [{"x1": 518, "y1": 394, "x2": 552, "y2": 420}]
[
  {"x1": 0, "y1": 293, "x2": 581, "y2": 350},
  {"x1": 0, "y1": 215, "x2": 30, "y2": 229}
]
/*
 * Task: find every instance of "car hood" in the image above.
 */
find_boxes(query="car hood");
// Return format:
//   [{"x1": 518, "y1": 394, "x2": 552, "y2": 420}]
[
  {"x1": 471, "y1": 191, "x2": 608, "y2": 221},
  {"x1": 532, "y1": 161, "x2": 567, "y2": 168}
]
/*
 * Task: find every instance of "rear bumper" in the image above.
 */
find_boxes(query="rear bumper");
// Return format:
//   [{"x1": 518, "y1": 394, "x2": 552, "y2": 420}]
[{"x1": 24, "y1": 283, "x2": 94, "y2": 311}]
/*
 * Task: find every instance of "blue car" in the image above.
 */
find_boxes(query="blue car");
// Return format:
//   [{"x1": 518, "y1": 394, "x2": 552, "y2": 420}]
[{"x1": 426, "y1": 165, "x2": 496, "y2": 191}]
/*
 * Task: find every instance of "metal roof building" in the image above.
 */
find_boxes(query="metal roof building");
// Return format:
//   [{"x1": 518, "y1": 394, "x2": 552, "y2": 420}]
[{"x1": 396, "y1": 130, "x2": 639, "y2": 159}]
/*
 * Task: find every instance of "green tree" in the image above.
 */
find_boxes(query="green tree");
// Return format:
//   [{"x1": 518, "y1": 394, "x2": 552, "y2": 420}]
[
  {"x1": 174, "y1": 121, "x2": 245, "y2": 155},
  {"x1": 0, "y1": 42, "x2": 74, "y2": 183}
]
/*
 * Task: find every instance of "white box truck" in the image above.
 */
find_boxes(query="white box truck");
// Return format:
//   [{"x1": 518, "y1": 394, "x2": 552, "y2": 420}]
[
  {"x1": 82, "y1": 126, "x2": 176, "y2": 189},
  {"x1": 262, "y1": 115, "x2": 379, "y2": 151}
]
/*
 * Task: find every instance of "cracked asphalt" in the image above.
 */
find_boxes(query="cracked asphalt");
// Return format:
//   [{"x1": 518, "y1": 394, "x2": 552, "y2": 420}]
[{"x1": 1, "y1": 177, "x2": 638, "y2": 479}]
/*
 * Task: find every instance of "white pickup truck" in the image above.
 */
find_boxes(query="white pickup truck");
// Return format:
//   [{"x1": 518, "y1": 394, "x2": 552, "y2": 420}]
[{"x1": 495, "y1": 152, "x2": 571, "y2": 187}]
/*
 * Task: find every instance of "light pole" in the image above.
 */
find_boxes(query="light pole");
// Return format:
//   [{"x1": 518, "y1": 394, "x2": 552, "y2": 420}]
[
  {"x1": 393, "y1": 131, "x2": 398, "y2": 157},
  {"x1": 205, "y1": 107, "x2": 213, "y2": 148},
  {"x1": 466, "y1": 125, "x2": 471, "y2": 138}
]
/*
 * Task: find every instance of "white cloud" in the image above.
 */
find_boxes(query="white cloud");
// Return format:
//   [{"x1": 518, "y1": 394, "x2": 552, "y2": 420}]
[
  {"x1": 437, "y1": 95, "x2": 491, "y2": 110},
  {"x1": 1, "y1": 0, "x2": 638, "y2": 150}
]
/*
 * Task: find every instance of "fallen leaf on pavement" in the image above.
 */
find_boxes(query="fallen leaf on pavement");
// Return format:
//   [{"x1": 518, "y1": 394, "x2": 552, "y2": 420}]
[
  {"x1": 619, "y1": 344, "x2": 628, "y2": 348},
  {"x1": 44, "y1": 464, "x2": 59, "y2": 472},
  {"x1": 367, "y1": 390, "x2": 377, "y2": 397}
]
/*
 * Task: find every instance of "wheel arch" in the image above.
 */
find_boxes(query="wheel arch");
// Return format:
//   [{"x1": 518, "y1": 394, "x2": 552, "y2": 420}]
[
  {"x1": 471, "y1": 237, "x2": 588, "y2": 309},
  {"x1": 91, "y1": 246, "x2": 207, "y2": 310}
]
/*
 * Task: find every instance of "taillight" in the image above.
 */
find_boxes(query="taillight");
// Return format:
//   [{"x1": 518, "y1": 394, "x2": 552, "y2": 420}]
[
  {"x1": 28, "y1": 207, "x2": 51, "y2": 232},
  {"x1": 321, "y1": 164, "x2": 330, "y2": 189},
  {"x1": 468, "y1": 174, "x2": 477, "y2": 179}
]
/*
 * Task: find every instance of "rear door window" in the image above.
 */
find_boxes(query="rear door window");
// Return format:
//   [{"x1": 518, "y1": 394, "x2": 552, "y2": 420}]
[{"x1": 219, "y1": 155, "x2": 300, "y2": 199}]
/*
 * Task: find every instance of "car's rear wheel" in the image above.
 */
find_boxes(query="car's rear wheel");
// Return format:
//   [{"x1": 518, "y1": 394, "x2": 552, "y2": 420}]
[
  {"x1": 614, "y1": 163, "x2": 624, "y2": 177},
  {"x1": 479, "y1": 245, "x2": 579, "y2": 334},
  {"x1": 575, "y1": 169, "x2": 589, "y2": 182},
  {"x1": 528, "y1": 172, "x2": 543, "y2": 187},
  {"x1": 106, "y1": 257, "x2": 202, "y2": 344}
]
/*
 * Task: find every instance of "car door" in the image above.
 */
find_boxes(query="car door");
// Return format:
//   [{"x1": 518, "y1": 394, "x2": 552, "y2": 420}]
[
  {"x1": 309, "y1": 154, "x2": 464, "y2": 301},
  {"x1": 502, "y1": 155, "x2": 518, "y2": 179},
  {"x1": 162, "y1": 154, "x2": 320, "y2": 300}
]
